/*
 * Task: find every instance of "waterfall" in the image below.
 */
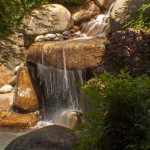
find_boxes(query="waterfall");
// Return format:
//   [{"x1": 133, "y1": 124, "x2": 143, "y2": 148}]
[
  {"x1": 81, "y1": 3, "x2": 114, "y2": 38},
  {"x1": 28, "y1": 3, "x2": 114, "y2": 128},
  {"x1": 36, "y1": 63, "x2": 84, "y2": 128}
]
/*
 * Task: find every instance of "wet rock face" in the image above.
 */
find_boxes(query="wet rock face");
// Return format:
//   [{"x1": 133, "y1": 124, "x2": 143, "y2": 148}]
[
  {"x1": 0, "y1": 112, "x2": 38, "y2": 127},
  {"x1": 21, "y1": 4, "x2": 73, "y2": 36},
  {"x1": 110, "y1": 0, "x2": 143, "y2": 32},
  {"x1": 14, "y1": 66, "x2": 39, "y2": 112},
  {"x1": 5, "y1": 125, "x2": 76, "y2": 150},
  {"x1": 94, "y1": 0, "x2": 115, "y2": 9},
  {"x1": 27, "y1": 38, "x2": 106, "y2": 70},
  {"x1": 72, "y1": 1, "x2": 101, "y2": 24}
]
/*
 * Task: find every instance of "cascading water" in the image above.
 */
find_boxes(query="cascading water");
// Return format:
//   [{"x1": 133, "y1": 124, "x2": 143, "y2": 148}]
[
  {"x1": 30, "y1": 3, "x2": 114, "y2": 128},
  {"x1": 36, "y1": 61, "x2": 84, "y2": 128},
  {"x1": 81, "y1": 3, "x2": 114, "y2": 38}
]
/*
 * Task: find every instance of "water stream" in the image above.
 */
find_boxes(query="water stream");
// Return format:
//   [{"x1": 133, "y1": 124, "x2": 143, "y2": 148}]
[
  {"x1": 0, "y1": 3, "x2": 115, "y2": 149},
  {"x1": 37, "y1": 63, "x2": 84, "y2": 128}
]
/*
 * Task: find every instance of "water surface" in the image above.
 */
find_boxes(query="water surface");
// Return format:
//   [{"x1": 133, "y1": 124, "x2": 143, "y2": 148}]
[{"x1": 0, "y1": 127, "x2": 28, "y2": 150}]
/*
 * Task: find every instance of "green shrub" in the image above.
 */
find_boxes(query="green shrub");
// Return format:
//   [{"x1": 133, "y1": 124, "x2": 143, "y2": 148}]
[
  {"x1": 125, "y1": 1, "x2": 150, "y2": 32},
  {"x1": 48, "y1": 0, "x2": 85, "y2": 5},
  {"x1": 76, "y1": 70, "x2": 150, "y2": 150},
  {"x1": 104, "y1": 29, "x2": 150, "y2": 76},
  {"x1": 0, "y1": 0, "x2": 85, "y2": 64}
]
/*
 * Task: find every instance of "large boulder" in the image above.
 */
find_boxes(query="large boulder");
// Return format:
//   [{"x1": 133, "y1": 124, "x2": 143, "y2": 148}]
[
  {"x1": 5, "y1": 125, "x2": 77, "y2": 150},
  {"x1": 110, "y1": 0, "x2": 144, "y2": 32},
  {"x1": 72, "y1": 1, "x2": 101, "y2": 24},
  {"x1": 21, "y1": 4, "x2": 73, "y2": 36},
  {"x1": 94, "y1": 0, "x2": 115, "y2": 10},
  {"x1": 0, "y1": 112, "x2": 38, "y2": 127},
  {"x1": 27, "y1": 38, "x2": 106, "y2": 70},
  {"x1": 14, "y1": 66, "x2": 39, "y2": 112}
]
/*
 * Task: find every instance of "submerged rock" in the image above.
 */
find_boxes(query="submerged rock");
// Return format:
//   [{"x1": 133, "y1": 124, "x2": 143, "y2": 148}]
[
  {"x1": 56, "y1": 111, "x2": 82, "y2": 129},
  {"x1": 21, "y1": 4, "x2": 73, "y2": 36},
  {"x1": 27, "y1": 38, "x2": 106, "y2": 70},
  {"x1": 5, "y1": 125, "x2": 76, "y2": 150},
  {"x1": 0, "y1": 112, "x2": 38, "y2": 127},
  {"x1": 14, "y1": 66, "x2": 39, "y2": 112}
]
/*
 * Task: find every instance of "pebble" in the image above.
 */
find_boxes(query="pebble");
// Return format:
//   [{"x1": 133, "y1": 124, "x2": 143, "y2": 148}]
[
  {"x1": 0, "y1": 85, "x2": 13, "y2": 94},
  {"x1": 62, "y1": 31, "x2": 70, "y2": 36},
  {"x1": 44, "y1": 34, "x2": 56, "y2": 41},
  {"x1": 34, "y1": 35, "x2": 44, "y2": 42}
]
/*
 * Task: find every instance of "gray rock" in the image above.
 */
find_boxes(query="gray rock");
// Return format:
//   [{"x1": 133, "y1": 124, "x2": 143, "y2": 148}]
[
  {"x1": 62, "y1": 31, "x2": 71, "y2": 36},
  {"x1": 44, "y1": 33, "x2": 56, "y2": 41},
  {"x1": 34, "y1": 35, "x2": 44, "y2": 42},
  {"x1": 5, "y1": 125, "x2": 77, "y2": 150},
  {"x1": 21, "y1": 4, "x2": 73, "y2": 36}
]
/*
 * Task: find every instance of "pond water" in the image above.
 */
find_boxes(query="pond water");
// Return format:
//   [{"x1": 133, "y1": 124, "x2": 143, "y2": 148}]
[
  {"x1": 0, "y1": 127, "x2": 28, "y2": 150},
  {"x1": 0, "y1": 132, "x2": 25, "y2": 150},
  {"x1": 0, "y1": 121, "x2": 53, "y2": 150}
]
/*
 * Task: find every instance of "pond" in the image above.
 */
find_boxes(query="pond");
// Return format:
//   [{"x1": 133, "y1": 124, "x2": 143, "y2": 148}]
[{"x1": 0, "y1": 127, "x2": 28, "y2": 150}]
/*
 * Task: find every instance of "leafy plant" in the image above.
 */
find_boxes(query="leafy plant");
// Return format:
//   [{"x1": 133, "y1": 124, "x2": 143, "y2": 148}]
[
  {"x1": 125, "y1": 0, "x2": 150, "y2": 32},
  {"x1": 103, "y1": 29, "x2": 150, "y2": 76},
  {"x1": 76, "y1": 70, "x2": 150, "y2": 150},
  {"x1": 48, "y1": 0, "x2": 85, "y2": 5},
  {"x1": 0, "y1": 0, "x2": 85, "y2": 64}
]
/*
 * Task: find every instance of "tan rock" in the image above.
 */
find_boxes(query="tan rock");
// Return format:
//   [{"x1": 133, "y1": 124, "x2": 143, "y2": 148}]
[
  {"x1": 94, "y1": 0, "x2": 115, "y2": 9},
  {"x1": 0, "y1": 85, "x2": 13, "y2": 94},
  {"x1": 27, "y1": 38, "x2": 106, "y2": 70},
  {"x1": 72, "y1": 1, "x2": 101, "y2": 23},
  {"x1": 0, "y1": 112, "x2": 38, "y2": 127},
  {"x1": 110, "y1": 0, "x2": 143, "y2": 31},
  {"x1": 14, "y1": 66, "x2": 39, "y2": 111},
  {"x1": 0, "y1": 65, "x2": 14, "y2": 88},
  {"x1": 0, "y1": 93, "x2": 14, "y2": 111},
  {"x1": 21, "y1": 4, "x2": 73, "y2": 36}
]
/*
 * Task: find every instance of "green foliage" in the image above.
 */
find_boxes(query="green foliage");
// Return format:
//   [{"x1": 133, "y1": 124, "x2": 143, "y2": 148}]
[
  {"x1": 0, "y1": 0, "x2": 49, "y2": 64},
  {"x1": 0, "y1": 0, "x2": 85, "y2": 64},
  {"x1": 0, "y1": 0, "x2": 49, "y2": 38},
  {"x1": 76, "y1": 70, "x2": 150, "y2": 150},
  {"x1": 105, "y1": 29, "x2": 150, "y2": 76},
  {"x1": 48, "y1": 0, "x2": 85, "y2": 5},
  {"x1": 125, "y1": 1, "x2": 150, "y2": 32}
]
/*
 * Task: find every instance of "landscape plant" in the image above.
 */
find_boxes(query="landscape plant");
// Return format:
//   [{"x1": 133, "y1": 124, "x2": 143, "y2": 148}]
[
  {"x1": 125, "y1": 0, "x2": 150, "y2": 32},
  {"x1": 104, "y1": 29, "x2": 150, "y2": 76},
  {"x1": 0, "y1": 0, "x2": 85, "y2": 64},
  {"x1": 76, "y1": 70, "x2": 150, "y2": 150}
]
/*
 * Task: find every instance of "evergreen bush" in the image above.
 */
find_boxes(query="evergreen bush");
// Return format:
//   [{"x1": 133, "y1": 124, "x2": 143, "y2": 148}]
[{"x1": 76, "y1": 70, "x2": 150, "y2": 150}]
